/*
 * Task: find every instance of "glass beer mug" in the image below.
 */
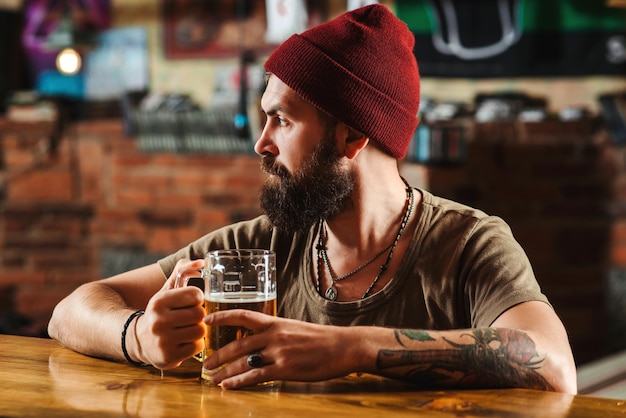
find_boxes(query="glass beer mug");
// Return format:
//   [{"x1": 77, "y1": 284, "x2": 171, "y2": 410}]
[{"x1": 175, "y1": 249, "x2": 277, "y2": 381}]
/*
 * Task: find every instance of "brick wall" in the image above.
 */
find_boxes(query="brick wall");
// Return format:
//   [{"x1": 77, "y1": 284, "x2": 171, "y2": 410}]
[{"x1": 0, "y1": 119, "x2": 265, "y2": 335}]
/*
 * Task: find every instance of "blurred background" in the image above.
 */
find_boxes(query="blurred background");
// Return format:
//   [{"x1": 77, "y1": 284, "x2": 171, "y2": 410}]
[{"x1": 0, "y1": 0, "x2": 625, "y2": 396}]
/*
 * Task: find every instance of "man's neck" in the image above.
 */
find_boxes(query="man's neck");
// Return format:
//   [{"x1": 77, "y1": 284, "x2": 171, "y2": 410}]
[
  {"x1": 314, "y1": 174, "x2": 420, "y2": 301},
  {"x1": 324, "y1": 175, "x2": 415, "y2": 251}
]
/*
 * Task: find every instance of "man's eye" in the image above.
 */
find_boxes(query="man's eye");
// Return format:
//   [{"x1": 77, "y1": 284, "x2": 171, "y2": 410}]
[{"x1": 277, "y1": 116, "x2": 287, "y2": 126}]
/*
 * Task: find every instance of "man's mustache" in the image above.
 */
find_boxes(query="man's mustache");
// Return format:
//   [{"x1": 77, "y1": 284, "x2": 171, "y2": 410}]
[{"x1": 261, "y1": 155, "x2": 290, "y2": 179}]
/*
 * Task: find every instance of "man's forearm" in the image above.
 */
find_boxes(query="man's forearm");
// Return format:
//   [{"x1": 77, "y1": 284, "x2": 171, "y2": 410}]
[
  {"x1": 375, "y1": 328, "x2": 554, "y2": 391},
  {"x1": 48, "y1": 282, "x2": 134, "y2": 361}
]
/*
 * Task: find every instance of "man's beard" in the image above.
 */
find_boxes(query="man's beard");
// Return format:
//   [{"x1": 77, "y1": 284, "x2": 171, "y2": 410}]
[{"x1": 259, "y1": 132, "x2": 354, "y2": 234}]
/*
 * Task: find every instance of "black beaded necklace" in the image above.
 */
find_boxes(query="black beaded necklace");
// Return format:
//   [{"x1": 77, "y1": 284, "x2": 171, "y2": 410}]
[{"x1": 315, "y1": 179, "x2": 415, "y2": 301}]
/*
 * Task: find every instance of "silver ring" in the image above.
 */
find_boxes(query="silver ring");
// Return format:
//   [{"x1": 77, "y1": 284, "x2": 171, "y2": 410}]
[{"x1": 246, "y1": 353, "x2": 264, "y2": 369}]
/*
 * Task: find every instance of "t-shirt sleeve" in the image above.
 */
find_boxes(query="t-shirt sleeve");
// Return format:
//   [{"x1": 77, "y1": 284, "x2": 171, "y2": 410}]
[{"x1": 460, "y1": 216, "x2": 550, "y2": 328}]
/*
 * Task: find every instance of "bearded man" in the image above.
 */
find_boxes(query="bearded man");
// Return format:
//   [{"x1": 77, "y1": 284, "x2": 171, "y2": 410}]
[{"x1": 48, "y1": 4, "x2": 576, "y2": 394}]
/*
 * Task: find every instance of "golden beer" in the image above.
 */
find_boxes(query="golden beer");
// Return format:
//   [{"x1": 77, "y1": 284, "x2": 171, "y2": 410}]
[{"x1": 201, "y1": 292, "x2": 277, "y2": 380}]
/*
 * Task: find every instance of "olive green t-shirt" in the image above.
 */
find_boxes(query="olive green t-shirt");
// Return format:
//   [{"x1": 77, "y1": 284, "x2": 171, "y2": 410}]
[{"x1": 158, "y1": 188, "x2": 548, "y2": 330}]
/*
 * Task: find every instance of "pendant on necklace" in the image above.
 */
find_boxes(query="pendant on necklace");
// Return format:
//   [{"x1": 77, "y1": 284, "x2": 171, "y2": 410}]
[{"x1": 325, "y1": 285, "x2": 338, "y2": 301}]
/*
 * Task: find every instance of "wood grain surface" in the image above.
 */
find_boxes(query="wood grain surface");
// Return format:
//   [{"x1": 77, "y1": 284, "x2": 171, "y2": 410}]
[{"x1": 0, "y1": 334, "x2": 624, "y2": 417}]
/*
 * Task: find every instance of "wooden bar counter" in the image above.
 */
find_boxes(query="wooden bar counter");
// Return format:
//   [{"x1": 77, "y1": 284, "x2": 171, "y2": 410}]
[{"x1": 0, "y1": 334, "x2": 624, "y2": 417}]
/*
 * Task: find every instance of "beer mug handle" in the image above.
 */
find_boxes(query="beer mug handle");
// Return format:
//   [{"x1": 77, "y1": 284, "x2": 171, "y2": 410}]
[
  {"x1": 174, "y1": 267, "x2": 205, "y2": 289},
  {"x1": 174, "y1": 266, "x2": 206, "y2": 363},
  {"x1": 174, "y1": 269, "x2": 206, "y2": 362}
]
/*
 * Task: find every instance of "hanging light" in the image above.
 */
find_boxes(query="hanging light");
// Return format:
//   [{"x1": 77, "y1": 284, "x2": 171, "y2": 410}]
[
  {"x1": 56, "y1": 47, "x2": 82, "y2": 75},
  {"x1": 44, "y1": 6, "x2": 97, "y2": 75}
]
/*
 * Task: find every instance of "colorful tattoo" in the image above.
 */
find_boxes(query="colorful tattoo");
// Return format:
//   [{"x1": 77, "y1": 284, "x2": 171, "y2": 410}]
[
  {"x1": 377, "y1": 328, "x2": 554, "y2": 390},
  {"x1": 397, "y1": 330, "x2": 435, "y2": 344}
]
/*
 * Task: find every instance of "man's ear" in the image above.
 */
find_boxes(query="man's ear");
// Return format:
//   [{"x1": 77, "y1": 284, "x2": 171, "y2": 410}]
[{"x1": 338, "y1": 125, "x2": 369, "y2": 159}]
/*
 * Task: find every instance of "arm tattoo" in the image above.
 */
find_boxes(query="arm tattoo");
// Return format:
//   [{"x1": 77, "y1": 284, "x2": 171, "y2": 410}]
[
  {"x1": 377, "y1": 328, "x2": 554, "y2": 390},
  {"x1": 397, "y1": 330, "x2": 435, "y2": 345}
]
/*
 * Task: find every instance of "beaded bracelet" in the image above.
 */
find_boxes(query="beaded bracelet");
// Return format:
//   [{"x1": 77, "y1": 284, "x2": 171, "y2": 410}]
[{"x1": 121, "y1": 309, "x2": 150, "y2": 367}]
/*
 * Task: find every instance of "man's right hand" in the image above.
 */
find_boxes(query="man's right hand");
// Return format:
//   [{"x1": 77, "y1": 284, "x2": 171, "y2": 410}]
[{"x1": 133, "y1": 259, "x2": 206, "y2": 369}]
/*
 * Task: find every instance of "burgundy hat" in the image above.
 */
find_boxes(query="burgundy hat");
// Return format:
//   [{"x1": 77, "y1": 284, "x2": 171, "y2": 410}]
[{"x1": 264, "y1": 4, "x2": 420, "y2": 159}]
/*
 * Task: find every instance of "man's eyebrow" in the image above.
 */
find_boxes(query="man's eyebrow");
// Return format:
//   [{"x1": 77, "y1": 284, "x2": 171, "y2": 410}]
[
  {"x1": 262, "y1": 93, "x2": 302, "y2": 116},
  {"x1": 263, "y1": 105, "x2": 288, "y2": 116}
]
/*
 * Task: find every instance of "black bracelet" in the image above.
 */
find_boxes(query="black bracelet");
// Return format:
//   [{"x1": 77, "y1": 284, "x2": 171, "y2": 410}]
[{"x1": 121, "y1": 309, "x2": 150, "y2": 367}]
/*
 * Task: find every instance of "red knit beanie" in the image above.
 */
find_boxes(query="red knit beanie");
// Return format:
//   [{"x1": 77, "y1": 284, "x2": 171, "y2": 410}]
[{"x1": 264, "y1": 4, "x2": 420, "y2": 160}]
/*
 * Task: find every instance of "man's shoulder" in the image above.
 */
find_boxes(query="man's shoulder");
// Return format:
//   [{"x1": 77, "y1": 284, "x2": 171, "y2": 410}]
[
  {"x1": 416, "y1": 188, "x2": 514, "y2": 239},
  {"x1": 418, "y1": 188, "x2": 490, "y2": 220},
  {"x1": 225, "y1": 215, "x2": 274, "y2": 234}
]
